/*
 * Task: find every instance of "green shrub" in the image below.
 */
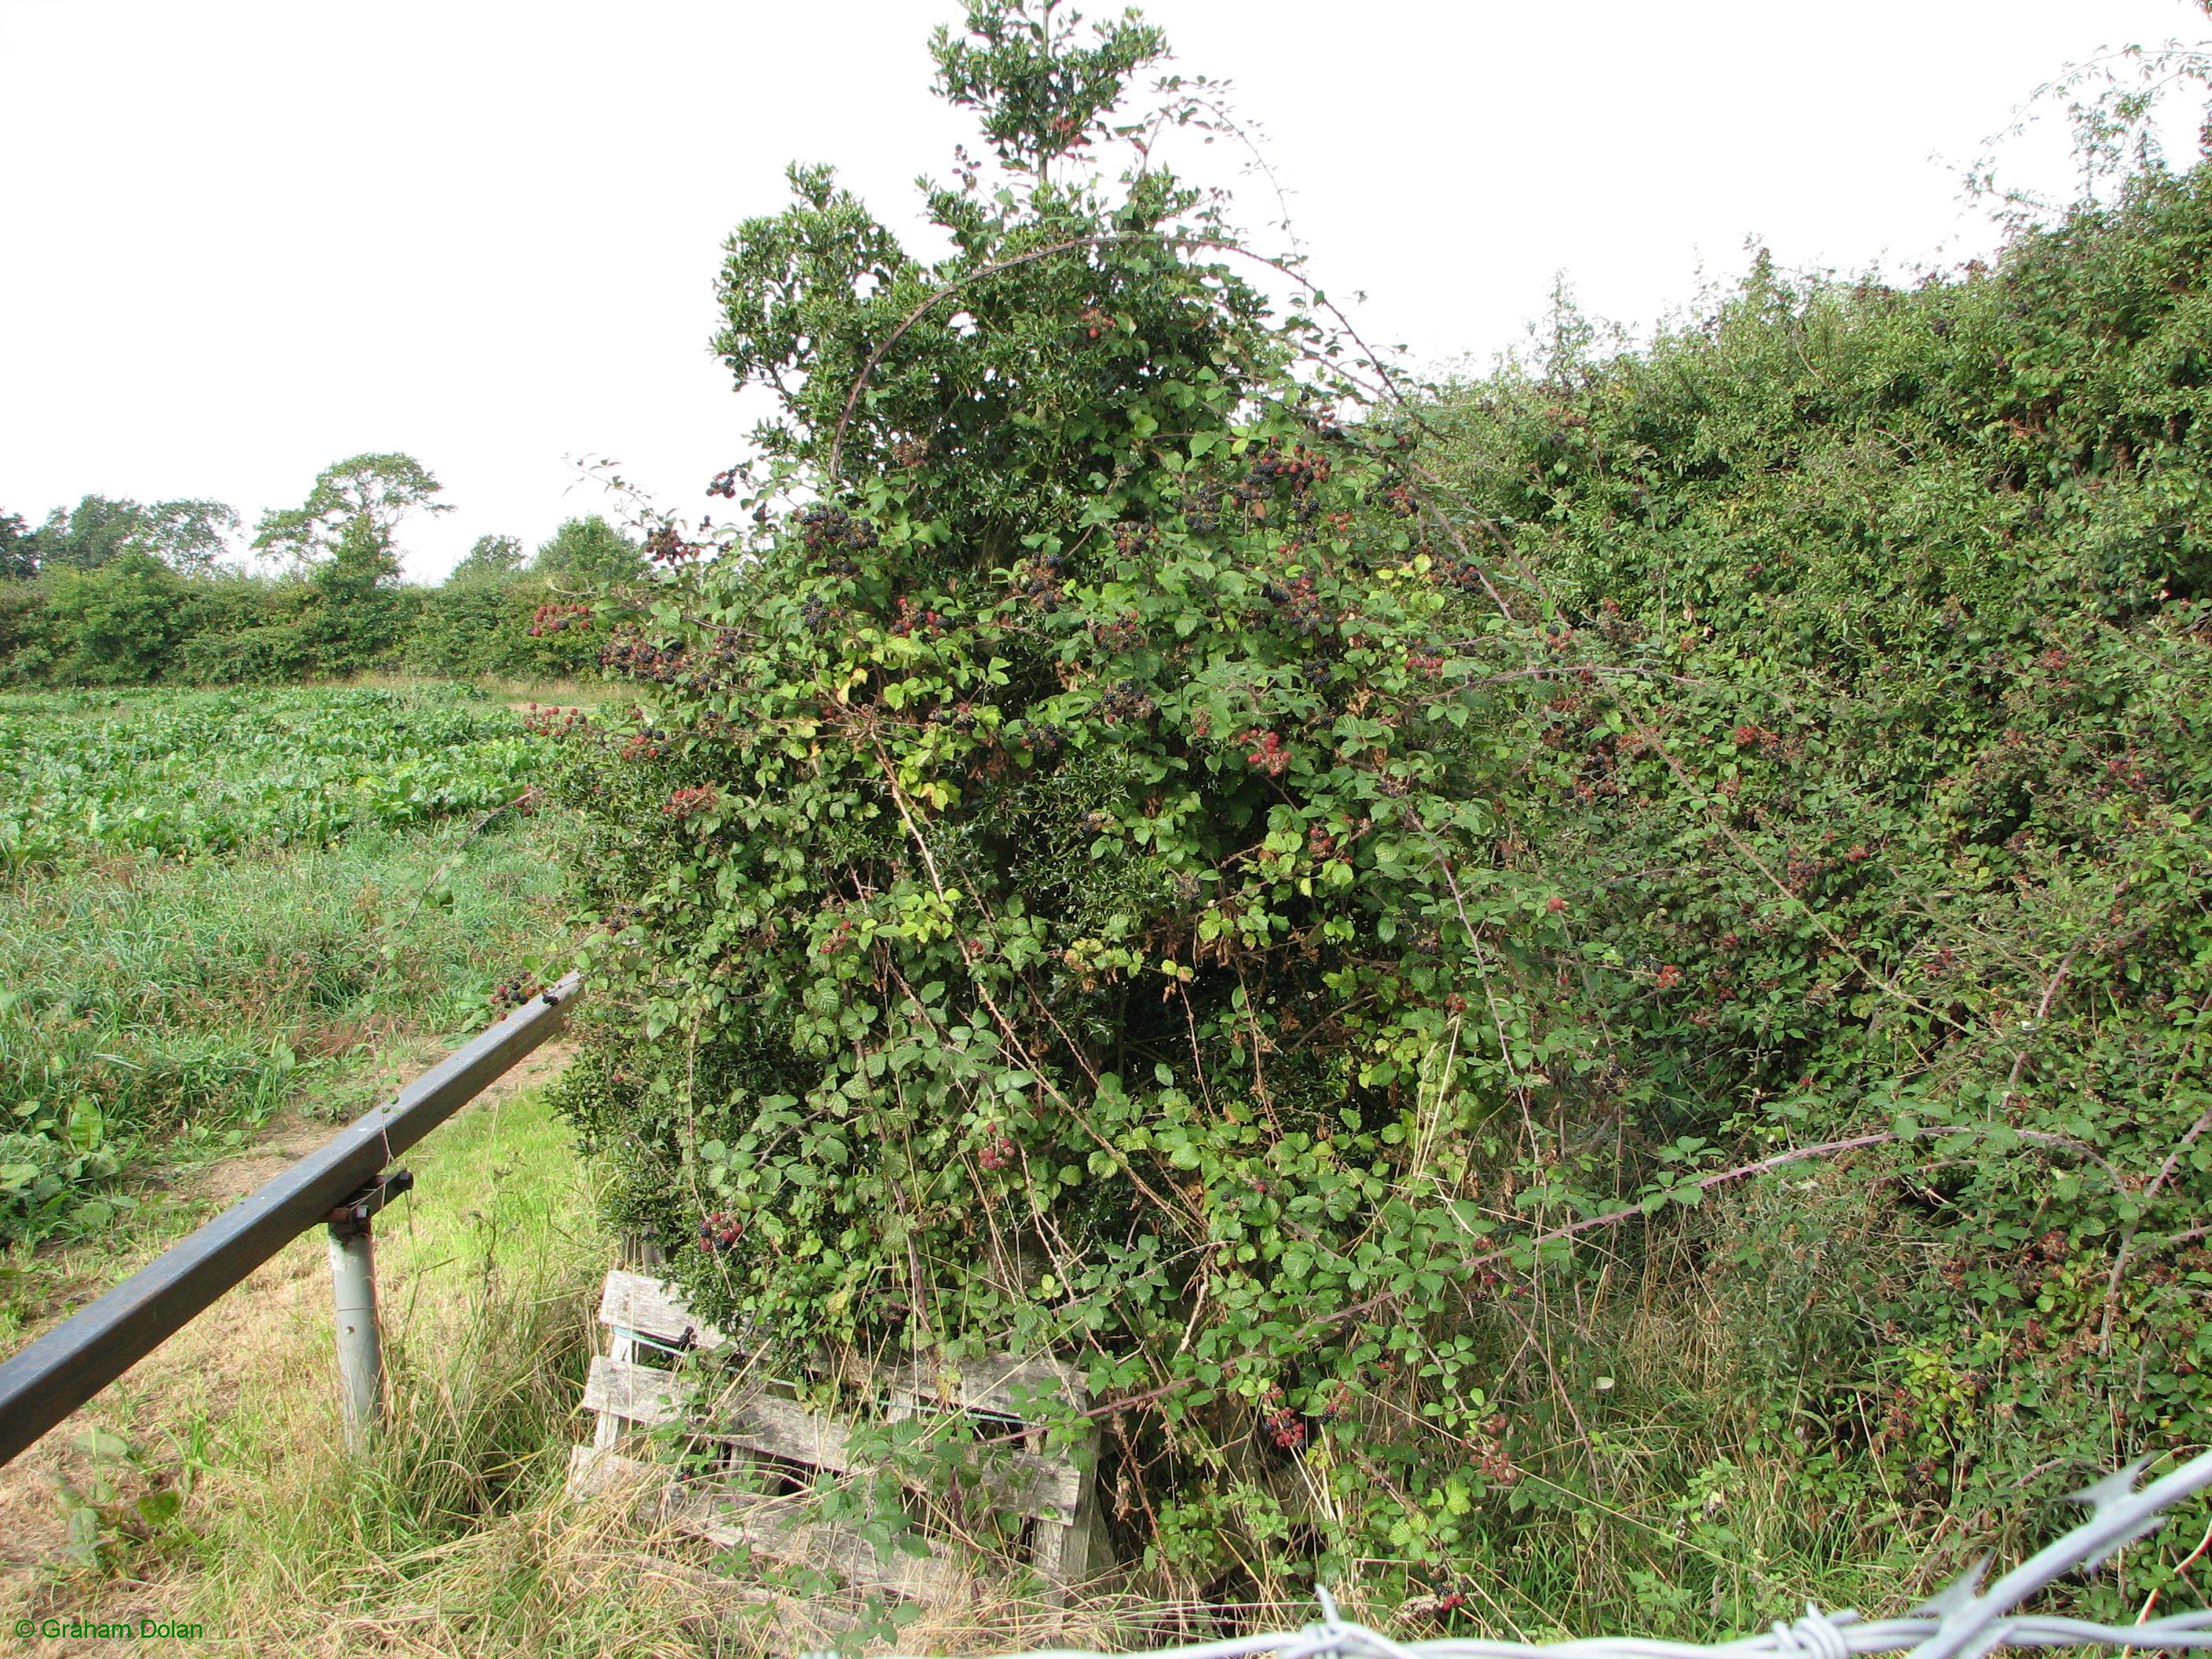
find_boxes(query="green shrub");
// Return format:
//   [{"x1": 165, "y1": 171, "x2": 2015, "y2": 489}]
[
  {"x1": 1414, "y1": 161, "x2": 2212, "y2": 1526},
  {"x1": 402, "y1": 518, "x2": 633, "y2": 683},
  {"x1": 548, "y1": 0, "x2": 1600, "y2": 1602},
  {"x1": 532, "y1": 515, "x2": 645, "y2": 589},
  {"x1": 0, "y1": 580, "x2": 52, "y2": 683},
  {"x1": 37, "y1": 553, "x2": 193, "y2": 683},
  {"x1": 543, "y1": 5, "x2": 2212, "y2": 1617},
  {"x1": 0, "y1": 1119, "x2": 123, "y2": 1244}
]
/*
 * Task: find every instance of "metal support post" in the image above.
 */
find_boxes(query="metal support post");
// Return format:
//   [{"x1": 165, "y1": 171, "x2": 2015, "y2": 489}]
[
  {"x1": 0, "y1": 972, "x2": 576, "y2": 1474},
  {"x1": 325, "y1": 1168, "x2": 412, "y2": 1455}
]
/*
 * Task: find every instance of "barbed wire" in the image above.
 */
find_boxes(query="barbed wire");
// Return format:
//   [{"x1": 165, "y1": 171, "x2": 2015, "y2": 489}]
[{"x1": 861, "y1": 1448, "x2": 2212, "y2": 1659}]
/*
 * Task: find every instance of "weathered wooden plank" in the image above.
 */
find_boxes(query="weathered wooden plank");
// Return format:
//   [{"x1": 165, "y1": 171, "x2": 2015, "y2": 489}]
[
  {"x1": 661, "y1": 1485, "x2": 960, "y2": 1599},
  {"x1": 1030, "y1": 1467, "x2": 1104, "y2": 1591},
  {"x1": 569, "y1": 1443, "x2": 961, "y2": 1599},
  {"x1": 579, "y1": 1269, "x2": 1105, "y2": 1583},
  {"x1": 719, "y1": 1390, "x2": 858, "y2": 1472},
  {"x1": 583, "y1": 1353, "x2": 685, "y2": 1427},
  {"x1": 936, "y1": 1444, "x2": 1084, "y2": 1522},
  {"x1": 601, "y1": 1270, "x2": 1079, "y2": 1415},
  {"x1": 716, "y1": 1391, "x2": 1083, "y2": 1520},
  {"x1": 586, "y1": 1355, "x2": 1084, "y2": 1520},
  {"x1": 591, "y1": 1331, "x2": 638, "y2": 1451},
  {"x1": 890, "y1": 1352, "x2": 1089, "y2": 1416},
  {"x1": 598, "y1": 1269, "x2": 731, "y2": 1348}
]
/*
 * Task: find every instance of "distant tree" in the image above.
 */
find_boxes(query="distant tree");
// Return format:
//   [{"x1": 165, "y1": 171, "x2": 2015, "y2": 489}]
[
  {"x1": 252, "y1": 453, "x2": 449, "y2": 578},
  {"x1": 254, "y1": 454, "x2": 449, "y2": 675},
  {"x1": 35, "y1": 496, "x2": 145, "y2": 570},
  {"x1": 0, "y1": 512, "x2": 36, "y2": 580},
  {"x1": 448, "y1": 533, "x2": 526, "y2": 585},
  {"x1": 137, "y1": 500, "x2": 240, "y2": 572},
  {"x1": 30, "y1": 495, "x2": 240, "y2": 573},
  {"x1": 531, "y1": 515, "x2": 644, "y2": 587}
]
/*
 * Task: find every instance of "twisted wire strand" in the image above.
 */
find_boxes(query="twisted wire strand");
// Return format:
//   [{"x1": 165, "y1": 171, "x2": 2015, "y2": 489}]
[{"x1": 861, "y1": 1450, "x2": 2212, "y2": 1659}]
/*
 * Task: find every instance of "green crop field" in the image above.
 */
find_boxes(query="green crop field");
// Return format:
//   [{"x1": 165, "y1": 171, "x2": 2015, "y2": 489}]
[
  {"x1": 0, "y1": 684, "x2": 541, "y2": 871},
  {"x1": 0, "y1": 684, "x2": 573, "y2": 1250}
]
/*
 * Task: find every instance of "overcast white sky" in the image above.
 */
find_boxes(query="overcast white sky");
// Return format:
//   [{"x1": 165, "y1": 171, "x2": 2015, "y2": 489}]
[{"x1": 1, "y1": 0, "x2": 2203, "y2": 580}]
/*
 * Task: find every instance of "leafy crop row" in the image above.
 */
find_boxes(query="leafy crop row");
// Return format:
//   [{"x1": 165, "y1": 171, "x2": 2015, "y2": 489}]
[
  {"x1": 0, "y1": 686, "x2": 540, "y2": 873},
  {"x1": 0, "y1": 685, "x2": 566, "y2": 1244}
]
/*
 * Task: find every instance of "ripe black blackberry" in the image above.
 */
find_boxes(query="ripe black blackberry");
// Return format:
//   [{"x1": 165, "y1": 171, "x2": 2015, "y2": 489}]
[{"x1": 698, "y1": 1211, "x2": 745, "y2": 1252}]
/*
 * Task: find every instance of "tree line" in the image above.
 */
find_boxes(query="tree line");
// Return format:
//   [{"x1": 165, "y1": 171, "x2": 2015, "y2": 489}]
[{"x1": 0, "y1": 452, "x2": 639, "y2": 685}]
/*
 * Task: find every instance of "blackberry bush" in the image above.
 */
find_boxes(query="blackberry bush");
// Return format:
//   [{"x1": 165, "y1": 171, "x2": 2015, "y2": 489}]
[{"x1": 548, "y1": 0, "x2": 1576, "y2": 1601}]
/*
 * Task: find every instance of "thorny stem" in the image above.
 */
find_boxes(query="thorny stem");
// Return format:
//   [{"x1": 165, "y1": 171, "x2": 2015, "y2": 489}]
[
  {"x1": 826, "y1": 230, "x2": 1422, "y2": 482},
  {"x1": 1076, "y1": 1121, "x2": 2128, "y2": 1422}
]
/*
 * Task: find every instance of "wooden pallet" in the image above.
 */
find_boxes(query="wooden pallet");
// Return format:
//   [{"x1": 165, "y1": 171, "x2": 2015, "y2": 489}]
[{"x1": 567, "y1": 1268, "x2": 1104, "y2": 1599}]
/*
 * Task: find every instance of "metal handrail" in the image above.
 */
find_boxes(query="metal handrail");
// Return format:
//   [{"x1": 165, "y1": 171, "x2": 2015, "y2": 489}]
[{"x1": 0, "y1": 972, "x2": 581, "y2": 1467}]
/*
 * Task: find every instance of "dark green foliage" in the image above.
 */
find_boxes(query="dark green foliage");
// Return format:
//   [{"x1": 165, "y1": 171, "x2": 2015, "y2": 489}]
[
  {"x1": 0, "y1": 580, "x2": 53, "y2": 682},
  {"x1": 35, "y1": 553, "x2": 193, "y2": 683},
  {"x1": 1415, "y1": 156, "x2": 2212, "y2": 1566},
  {"x1": 1, "y1": 561, "x2": 294, "y2": 688},
  {"x1": 543, "y1": 3, "x2": 2212, "y2": 1618},
  {"x1": 0, "y1": 499, "x2": 251, "y2": 682},
  {"x1": 709, "y1": 6, "x2": 1276, "y2": 554},
  {"x1": 404, "y1": 580, "x2": 523, "y2": 679},
  {"x1": 11, "y1": 2, "x2": 2210, "y2": 1619},
  {"x1": 239, "y1": 453, "x2": 444, "y2": 678},
  {"x1": 929, "y1": 1, "x2": 1166, "y2": 175},
  {"x1": 170, "y1": 577, "x2": 320, "y2": 685},
  {"x1": 0, "y1": 511, "x2": 40, "y2": 581},
  {"x1": 27, "y1": 495, "x2": 240, "y2": 573},
  {"x1": 251, "y1": 452, "x2": 449, "y2": 569}
]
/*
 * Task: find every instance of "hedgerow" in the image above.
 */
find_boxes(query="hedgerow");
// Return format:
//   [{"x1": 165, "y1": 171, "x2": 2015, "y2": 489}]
[
  {"x1": 0, "y1": 511, "x2": 638, "y2": 688},
  {"x1": 546, "y1": 0, "x2": 2212, "y2": 1622},
  {"x1": 1422, "y1": 165, "x2": 2212, "y2": 1525}
]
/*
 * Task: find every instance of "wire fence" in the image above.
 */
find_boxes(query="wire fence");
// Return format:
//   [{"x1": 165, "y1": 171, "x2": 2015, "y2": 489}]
[{"x1": 863, "y1": 1447, "x2": 2212, "y2": 1659}]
